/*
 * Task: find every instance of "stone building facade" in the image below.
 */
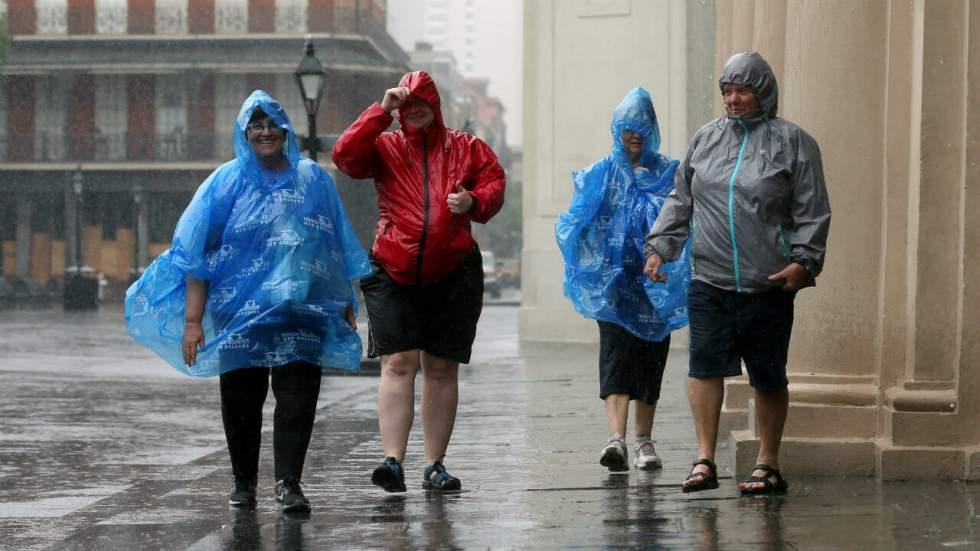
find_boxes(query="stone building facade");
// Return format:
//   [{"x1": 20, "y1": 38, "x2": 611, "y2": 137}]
[{"x1": 521, "y1": 0, "x2": 980, "y2": 480}]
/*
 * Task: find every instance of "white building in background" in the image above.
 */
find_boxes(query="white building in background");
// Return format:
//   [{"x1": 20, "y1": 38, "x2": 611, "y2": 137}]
[
  {"x1": 386, "y1": 0, "x2": 522, "y2": 146},
  {"x1": 521, "y1": 0, "x2": 715, "y2": 343}
]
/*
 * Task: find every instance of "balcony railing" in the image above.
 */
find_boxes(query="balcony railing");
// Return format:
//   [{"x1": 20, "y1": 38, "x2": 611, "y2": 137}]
[{"x1": 0, "y1": 132, "x2": 340, "y2": 163}]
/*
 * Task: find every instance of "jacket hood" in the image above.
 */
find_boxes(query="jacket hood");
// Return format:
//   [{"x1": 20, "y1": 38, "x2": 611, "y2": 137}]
[
  {"x1": 395, "y1": 71, "x2": 446, "y2": 131},
  {"x1": 233, "y1": 90, "x2": 301, "y2": 181},
  {"x1": 610, "y1": 86, "x2": 662, "y2": 168},
  {"x1": 719, "y1": 51, "x2": 778, "y2": 120}
]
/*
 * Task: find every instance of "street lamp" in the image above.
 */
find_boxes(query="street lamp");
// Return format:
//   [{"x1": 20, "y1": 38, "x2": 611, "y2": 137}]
[
  {"x1": 71, "y1": 167, "x2": 84, "y2": 272},
  {"x1": 64, "y1": 165, "x2": 97, "y2": 310},
  {"x1": 294, "y1": 37, "x2": 326, "y2": 161}
]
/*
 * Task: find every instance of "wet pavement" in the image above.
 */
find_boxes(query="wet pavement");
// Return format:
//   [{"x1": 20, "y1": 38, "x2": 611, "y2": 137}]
[{"x1": 2, "y1": 296, "x2": 980, "y2": 550}]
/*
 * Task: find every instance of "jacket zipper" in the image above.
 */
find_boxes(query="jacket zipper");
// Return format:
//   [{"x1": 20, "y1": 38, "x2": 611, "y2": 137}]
[
  {"x1": 415, "y1": 134, "x2": 430, "y2": 285},
  {"x1": 777, "y1": 224, "x2": 790, "y2": 257},
  {"x1": 728, "y1": 119, "x2": 749, "y2": 292}
]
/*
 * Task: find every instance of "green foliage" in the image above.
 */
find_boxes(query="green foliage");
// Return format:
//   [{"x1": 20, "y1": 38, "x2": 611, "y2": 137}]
[
  {"x1": 483, "y1": 171, "x2": 522, "y2": 260},
  {"x1": 0, "y1": 17, "x2": 8, "y2": 64}
]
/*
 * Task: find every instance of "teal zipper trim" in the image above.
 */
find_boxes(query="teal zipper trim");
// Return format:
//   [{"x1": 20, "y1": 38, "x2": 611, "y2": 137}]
[
  {"x1": 777, "y1": 224, "x2": 790, "y2": 257},
  {"x1": 728, "y1": 119, "x2": 749, "y2": 292}
]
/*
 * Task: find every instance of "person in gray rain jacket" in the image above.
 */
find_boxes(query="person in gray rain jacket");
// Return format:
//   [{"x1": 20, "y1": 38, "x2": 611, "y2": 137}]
[{"x1": 643, "y1": 51, "x2": 831, "y2": 494}]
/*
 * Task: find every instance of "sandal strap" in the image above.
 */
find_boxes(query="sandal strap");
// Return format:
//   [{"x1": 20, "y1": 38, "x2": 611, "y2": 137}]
[
  {"x1": 746, "y1": 474, "x2": 775, "y2": 488},
  {"x1": 691, "y1": 458, "x2": 717, "y2": 473},
  {"x1": 685, "y1": 471, "x2": 710, "y2": 482},
  {"x1": 743, "y1": 464, "x2": 787, "y2": 490}
]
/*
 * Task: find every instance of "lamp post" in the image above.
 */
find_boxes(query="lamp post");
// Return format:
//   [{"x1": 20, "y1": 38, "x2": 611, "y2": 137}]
[
  {"x1": 294, "y1": 37, "x2": 326, "y2": 161},
  {"x1": 64, "y1": 166, "x2": 97, "y2": 310},
  {"x1": 71, "y1": 167, "x2": 84, "y2": 272}
]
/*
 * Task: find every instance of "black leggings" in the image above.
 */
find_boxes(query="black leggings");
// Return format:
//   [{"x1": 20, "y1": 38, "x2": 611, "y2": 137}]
[{"x1": 219, "y1": 361, "x2": 322, "y2": 482}]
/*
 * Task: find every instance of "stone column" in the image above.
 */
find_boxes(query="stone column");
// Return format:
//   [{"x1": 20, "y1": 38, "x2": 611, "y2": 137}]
[
  {"x1": 14, "y1": 193, "x2": 32, "y2": 282},
  {"x1": 879, "y1": 0, "x2": 976, "y2": 480},
  {"x1": 64, "y1": 187, "x2": 78, "y2": 270},
  {"x1": 729, "y1": 0, "x2": 890, "y2": 477},
  {"x1": 134, "y1": 185, "x2": 149, "y2": 274}
]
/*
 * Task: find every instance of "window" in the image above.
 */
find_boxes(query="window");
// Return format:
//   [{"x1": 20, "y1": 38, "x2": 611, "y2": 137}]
[
  {"x1": 276, "y1": 74, "x2": 305, "y2": 133},
  {"x1": 95, "y1": 0, "x2": 127, "y2": 34},
  {"x1": 275, "y1": 0, "x2": 306, "y2": 33},
  {"x1": 215, "y1": 0, "x2": 247, "y2": 34},
  {"x1": 0, "y1": 80, "x2": 6, "y2": 161},
  {"x1": 155, "y1": 0, "x2": 188, "y2": 34},
  {"x1": 156, "y1": 75, "x2": 188, "y2": 160},
  {"x1": 36, "y1": 0, "x2": 68, "y2": 34},
  {"x1": 215, "y1": 75, "x2": 246, "y2": 158},
  {"x1": 35, "y1": 76, "x2": 68, "y2": 161},
  {"x1": 95, "y1": 75, "x2": 127, "y2": 161}
]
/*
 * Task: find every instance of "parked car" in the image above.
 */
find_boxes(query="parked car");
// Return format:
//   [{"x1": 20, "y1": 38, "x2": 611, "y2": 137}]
[
  {"x1": 497, "y1": 257, "x2": 521, "y2": 288},
  {"x1": 481, "y1": 250, "x2": 501, "y2": 298}
]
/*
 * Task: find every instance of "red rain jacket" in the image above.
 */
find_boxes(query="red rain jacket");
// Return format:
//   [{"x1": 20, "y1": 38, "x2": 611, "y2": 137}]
[{"x1": 332, "y1": 71, "x2": 506, "y2": 285}]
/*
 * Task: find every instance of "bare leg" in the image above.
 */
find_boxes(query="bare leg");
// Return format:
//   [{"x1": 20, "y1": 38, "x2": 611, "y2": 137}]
[
  {"x1": 634, "y1": 400, "x2": 656, "y2": 438},
  {"x1": 604, "y1": 394, "x2": 630, "y2": 437},
  {"x1": 420, "y1": 351, "x2": 459, "y2": 464},
  {"x1": 378, "y1": 350, "x2": 421, "y2": 461},
  {"x1": 738, "y1": 388, "x2": 789, "y2": 491},
  {"x1": 684, "y1": 376, "x2": 724, "y2": 487}
]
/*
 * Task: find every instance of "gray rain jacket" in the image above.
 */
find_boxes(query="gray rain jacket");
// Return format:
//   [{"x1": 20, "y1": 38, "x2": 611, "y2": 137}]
[{"x1": 644, "y1": 52, "x2": 831, "y2": 293}]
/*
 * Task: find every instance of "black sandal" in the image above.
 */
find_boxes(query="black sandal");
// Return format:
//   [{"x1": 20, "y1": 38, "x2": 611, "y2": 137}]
[
  {"x1": 739, "y1": 463, "x2": 788, "y2": 494},
  {"x1": 682, "y1": 458, "x2": 720, "y2": 493}
]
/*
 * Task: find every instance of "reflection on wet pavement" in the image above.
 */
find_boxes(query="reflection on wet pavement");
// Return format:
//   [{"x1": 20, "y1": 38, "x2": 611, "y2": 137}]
[{"x1": 2, "y1": 307, "x2": 980, "y2": 549}]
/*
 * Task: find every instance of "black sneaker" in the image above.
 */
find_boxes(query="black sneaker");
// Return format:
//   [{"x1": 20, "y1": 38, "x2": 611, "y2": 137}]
[
  {"x1": 228, "y1": 477, "x2": 257, "y2": 507},
  {"x1": 274, "y1": 477, "x2": 311, "y2": 512},
  {"x1": 371, "y1": 456, "x2": 407, "y2": 492}
]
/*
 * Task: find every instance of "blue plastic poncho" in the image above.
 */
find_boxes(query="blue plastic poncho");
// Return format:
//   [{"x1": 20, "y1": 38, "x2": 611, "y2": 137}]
[
  {"x1": 555, "y1": 87, "x2": 690, "y2": 341},
  {"x1": 125, "y1": 90, "x2": 372, "y2": 376}
]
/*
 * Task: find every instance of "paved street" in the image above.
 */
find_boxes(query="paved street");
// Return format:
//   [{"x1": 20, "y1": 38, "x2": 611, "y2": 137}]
[{"x1": 1, "y1": 298, "x2": 980, "y2": 549}]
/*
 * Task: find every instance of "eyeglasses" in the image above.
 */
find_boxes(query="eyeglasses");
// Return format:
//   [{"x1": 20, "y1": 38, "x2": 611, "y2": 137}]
[{"x1": 246, "y1": 122, "x2": 285, "y2": 134}]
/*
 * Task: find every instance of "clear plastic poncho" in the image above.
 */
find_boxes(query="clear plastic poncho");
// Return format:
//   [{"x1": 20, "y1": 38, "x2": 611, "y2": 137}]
[
  {"x1": 125, "y1": 90, "x2": 372, "y2": 376},
  {"x1": 555, "y1": 87, "x2": 690, "y2": 341}
]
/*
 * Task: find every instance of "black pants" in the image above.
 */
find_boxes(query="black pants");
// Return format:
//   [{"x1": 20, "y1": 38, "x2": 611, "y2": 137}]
[{"x1": 219, "y1": 361, "x2": 322, "y2": 482}]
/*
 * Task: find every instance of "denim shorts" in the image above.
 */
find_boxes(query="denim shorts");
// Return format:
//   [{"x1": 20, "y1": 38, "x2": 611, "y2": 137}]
[{"x1": 687, "y1": 280, "x2": 796, "y2": 393}]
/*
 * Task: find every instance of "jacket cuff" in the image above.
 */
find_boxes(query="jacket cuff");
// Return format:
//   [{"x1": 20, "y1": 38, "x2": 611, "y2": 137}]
[{"x1": 791, "y1": 254, "x2": 817, "y2": 279}]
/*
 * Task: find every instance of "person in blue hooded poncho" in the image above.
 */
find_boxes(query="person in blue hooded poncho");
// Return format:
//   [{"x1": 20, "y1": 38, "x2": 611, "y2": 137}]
[
  {"x1": 125, "y1": 91, "x2": 371, "y2": 512},
  {"x1": 556, "y1": 87, "x2": 690, "y2": 473}
]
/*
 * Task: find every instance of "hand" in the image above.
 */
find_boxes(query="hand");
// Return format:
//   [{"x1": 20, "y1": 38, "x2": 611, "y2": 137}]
[
  {"x1": 344, "y1": 304, "x2": 357, "y2": 331},
  {"x1": 381, "y1": 87, "x2": 409, "y2": 113},
  {"x1": 768, "y1": 262, "x2": 808, "y2": 290},
  {"x1": 182, "y1": 321, "x2": 205, "y2": 367},
  {"x1": 447, "y1": 184, "x2": 474, "y2": 215},
  {"x1": 644, "y1": 253, "x2": 668, "y2": 283}
]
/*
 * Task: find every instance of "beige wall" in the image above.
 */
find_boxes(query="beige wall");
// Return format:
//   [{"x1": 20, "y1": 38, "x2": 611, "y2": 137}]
[
  {"x1": 520, "y1": 0, "x2": 709, "y2": 343},
  {"x1": 524, "y1": 0, "x2": 980, "y2": 479}
]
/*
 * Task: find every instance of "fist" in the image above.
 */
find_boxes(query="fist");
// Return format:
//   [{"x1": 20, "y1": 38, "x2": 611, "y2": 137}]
[
  {"x1": 644, "y1": 253, "x2": 668, "y2": 283},
  {"x1": 381, "y1": 87, "x2": 409, "y2": 113},
  {"x1": 447, "y1": 184, "x2": 474, "y2": 215}
]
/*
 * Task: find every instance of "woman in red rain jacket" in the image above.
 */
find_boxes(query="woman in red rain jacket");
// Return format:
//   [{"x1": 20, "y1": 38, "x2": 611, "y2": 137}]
[{"x1": 333, "y1": 71, "x2": 506, "y2": 493}]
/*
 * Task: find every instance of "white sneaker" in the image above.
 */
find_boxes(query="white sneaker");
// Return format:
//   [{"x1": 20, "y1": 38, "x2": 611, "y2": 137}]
[
  {"x1": 634, "y1": 440, "x2": 663, "y2": 470},
  {"x1": 599, "y1": 436, "x2": 629, "y2": 472}
]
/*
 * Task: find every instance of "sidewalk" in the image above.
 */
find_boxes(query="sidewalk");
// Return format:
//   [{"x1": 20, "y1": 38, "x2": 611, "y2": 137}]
[{"x1": 0, "y1": 306, "x2": 978, "y2": 549}]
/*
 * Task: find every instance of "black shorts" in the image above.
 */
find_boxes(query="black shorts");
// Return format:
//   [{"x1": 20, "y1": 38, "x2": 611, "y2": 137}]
[
  {"x1": 360, "y1": 247, "x2": 484, "y2": 364},
  {"x1": 598, "y1": 321, "x2": 671, "y2": 404},
  {"x1": 687, "y1": 280, "x2": 796, "y2": 393}
]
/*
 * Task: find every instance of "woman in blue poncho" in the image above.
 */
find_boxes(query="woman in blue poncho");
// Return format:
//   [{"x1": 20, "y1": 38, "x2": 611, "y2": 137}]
[
  {"x1": 556, "y1": 87, "x2": 690, "y2": 473},
  {"x1": 125, "y1": 91, "x2": 371, "y2": 512}
]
